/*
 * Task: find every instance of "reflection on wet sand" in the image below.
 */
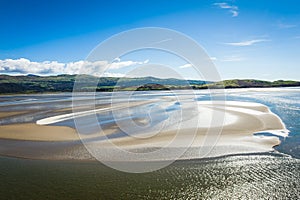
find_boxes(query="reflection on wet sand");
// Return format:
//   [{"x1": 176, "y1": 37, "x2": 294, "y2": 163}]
[{"x1": 0, "y1": 91, "x2": 288, "y2": 161}]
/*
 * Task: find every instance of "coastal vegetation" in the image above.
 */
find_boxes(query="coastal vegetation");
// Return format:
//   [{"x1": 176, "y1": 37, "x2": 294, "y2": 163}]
[{"x1": 0, "y1": 74, "x2": 299, "y2": 94}]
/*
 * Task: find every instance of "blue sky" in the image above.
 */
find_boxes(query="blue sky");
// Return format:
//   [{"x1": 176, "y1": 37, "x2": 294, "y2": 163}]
[{"x1": 0, "y1": 0, "x2": 299, "y2": 80}]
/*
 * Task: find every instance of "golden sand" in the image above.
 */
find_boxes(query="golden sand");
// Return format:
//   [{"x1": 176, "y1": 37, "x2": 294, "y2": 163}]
[{"x1": 0, "y1": 123, "x2": 79, "y2": 141}]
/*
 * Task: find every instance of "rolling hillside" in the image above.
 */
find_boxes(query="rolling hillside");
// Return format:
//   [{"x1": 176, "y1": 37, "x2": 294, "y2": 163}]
[{"x1": 0, "y1": 74, "x2": 299, "y2": 94}]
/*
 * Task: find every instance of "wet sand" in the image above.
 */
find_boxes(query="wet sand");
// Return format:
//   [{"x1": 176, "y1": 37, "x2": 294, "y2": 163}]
[
  {"x1": 0, "y1": 100, "x2": 287, "y2": 161},
  {"x1": 0, "y1": 123, "x2": 79, "y2": 141},
  {"x1": 0, "y1": 111, "x2": 28, "y2": 119}
]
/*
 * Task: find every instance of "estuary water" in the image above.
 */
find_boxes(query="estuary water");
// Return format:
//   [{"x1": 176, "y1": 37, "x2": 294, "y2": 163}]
[{"x1": 0, "y1": 88, "x2": 300, "y2": 199}]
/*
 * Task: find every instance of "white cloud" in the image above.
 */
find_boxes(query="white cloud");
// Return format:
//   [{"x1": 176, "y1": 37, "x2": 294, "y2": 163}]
[
  {"x1": 224, "y1": 39, "x2": 269, "y2": 46},
  {"x1": 230, "y1": 10, "x2": 239, "y2": 17},
  {"x1": 0, "y1": 58, "x2": 66, "y2": 74},
  {"x1": 178, "y1": 64, "x2": 193, "y2": 69},
  {"x1": 221, "y1": 55, "x2": 244, "y2": 62},
  {"x1": 0, "y1": 58, "x2": 149, "y2": 76},
  {"x1": 109, "y1": 59, "x2": 148, "y2": 70},
  {"x1": 214, "y1": 2, "x2": 239, "y2": 17},
  {"x1": 102, "y1": 72, "x2": 125, "y2": 77}
]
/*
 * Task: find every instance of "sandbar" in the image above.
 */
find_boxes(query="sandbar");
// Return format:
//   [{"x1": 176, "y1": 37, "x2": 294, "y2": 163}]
[{"x1": 0, "y1": 100, "x2": 288, "y2": 160}]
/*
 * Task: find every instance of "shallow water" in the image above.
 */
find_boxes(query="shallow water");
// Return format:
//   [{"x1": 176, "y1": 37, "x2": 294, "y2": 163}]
[{"x1": 1, "y1": 154, "x2": 299, "y2": 199}]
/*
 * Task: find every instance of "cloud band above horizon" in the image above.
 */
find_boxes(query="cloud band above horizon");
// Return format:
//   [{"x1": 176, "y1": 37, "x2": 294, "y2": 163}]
[{"x1": 0, "y1": 58, "x2": 148, "y2": 76}]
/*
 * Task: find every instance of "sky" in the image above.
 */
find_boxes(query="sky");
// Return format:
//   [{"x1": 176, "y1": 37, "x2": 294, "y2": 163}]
[{"x1": 0, "y1": 0, "x2": 299, "y2": 80}]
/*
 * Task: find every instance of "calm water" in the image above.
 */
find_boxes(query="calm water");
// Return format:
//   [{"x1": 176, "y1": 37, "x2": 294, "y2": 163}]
[
  {"x1": 0, "y1": 88, "x2": 300, "y2": 199},
  {"x1": 1, "y1": 155, "x2": 299, "y2": 199}
]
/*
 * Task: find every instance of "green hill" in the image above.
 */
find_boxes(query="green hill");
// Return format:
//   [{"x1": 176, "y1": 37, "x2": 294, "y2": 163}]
[
  {"x1": 196, "y1": 79, "x2": 300, "y2": 89},
  {"x1": 0, "y1": 75, "x2": 299, "y2": 94},
  {"x1": 0, "y1": 74, "x2": 207, "y2": 94}
]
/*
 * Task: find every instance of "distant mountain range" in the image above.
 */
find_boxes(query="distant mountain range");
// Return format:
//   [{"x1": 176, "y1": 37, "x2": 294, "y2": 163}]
[{"x1": 0, "y1": 74, "x2": 299, "y2": 94}]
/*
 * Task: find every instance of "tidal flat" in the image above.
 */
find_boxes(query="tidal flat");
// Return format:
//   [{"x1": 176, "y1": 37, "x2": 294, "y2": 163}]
[{"x1": 0, "y1": 88, "x2": 300, "y2": 199}]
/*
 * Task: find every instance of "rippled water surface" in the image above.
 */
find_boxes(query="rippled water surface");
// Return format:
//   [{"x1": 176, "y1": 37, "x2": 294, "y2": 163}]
[{"x1": 1, "y1": 155, "x2": 299, "y2": 199}]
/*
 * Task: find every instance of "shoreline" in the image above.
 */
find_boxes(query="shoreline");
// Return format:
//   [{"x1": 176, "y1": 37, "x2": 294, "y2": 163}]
[
  {"x1": 0, "y1": 86, "x2": 300, "y2": 96},
  {"x1": 0, "y1": 150, "x2": 292, "y2": 164}
]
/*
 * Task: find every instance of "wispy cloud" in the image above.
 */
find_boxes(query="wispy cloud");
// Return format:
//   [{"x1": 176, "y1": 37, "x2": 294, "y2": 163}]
[
  {"x1": 178, "y1": 64, "x2": 193, "y2": 69},
  {"x1": 224, "y1": 39, "x2": 270, "y2": 46},
  {"x1": 277, "y1": 22, "x2": 297, "y2": 29},
  {"x1": 294, "y1": 36, "x2": 300, "y2": 39},
  {"x1": 221, "y1": 55, "x2": 244, "y2": 62},
  {"x1": 214, "y1": 2, "x2": 239, "y2": 17},
  {"x1": 0, "y1": 58, "x2": 148, "y2": 76}
]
